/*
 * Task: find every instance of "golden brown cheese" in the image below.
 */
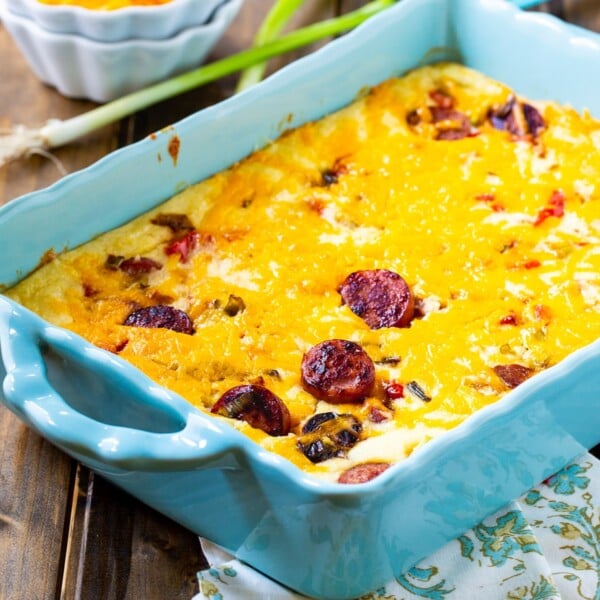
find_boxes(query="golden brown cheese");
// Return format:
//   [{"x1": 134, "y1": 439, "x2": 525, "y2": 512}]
[{"x1": 8, "y1": 63, "x2": 600, "y2": 482}]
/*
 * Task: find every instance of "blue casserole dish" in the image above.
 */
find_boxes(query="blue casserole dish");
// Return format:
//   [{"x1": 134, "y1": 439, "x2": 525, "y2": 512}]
[{"x1": 1, "y1": 1, "x2": 599, "y2": 598}]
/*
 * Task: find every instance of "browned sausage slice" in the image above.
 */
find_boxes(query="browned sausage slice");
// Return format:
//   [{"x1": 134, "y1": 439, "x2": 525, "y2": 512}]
[
  {"x1": 493, "y1": 364, "x2": 534, "y2": 388},
  {"x1": 119, "y1": 256, "x2": 162, "y2": 275},
  {"x1": 338, "y1": 269, "x2": 415, "y2": 329},
  {"x1": 488, "y1": 96, "x2": 522, "y2": 135},
  {"x1": 123, "y1": 305, "x2": 194, "y2": 335},
  {"x1": 211, "y1": 384, "x2": 291, "y2": 436},
  {"x1": 301, "y1": 339, "x2": 375, "y2": 403},
  {"x1": 338, "y1": 462, "x2": 390, "y2": 484},
  {"x1": 430, "y1": 107, "x2": 477, "y2": 140},
  {"x1": 522, "y1": 103, "x2": 545, "y2": 137}
]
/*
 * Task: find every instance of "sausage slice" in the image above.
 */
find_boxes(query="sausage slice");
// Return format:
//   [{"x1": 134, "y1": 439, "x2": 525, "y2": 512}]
[
  {"x1": 338, "y1": 462, "x2": 390, "y2": 484},
  {"x1": 338, "y1": 269, "x2": 415, "y2": 329},
  {"x1": 123, "y1": 305, "x2": 194, "y2": 335},
  {"x1": 522, "y1": 103, "x2": 545, "y2": 137},
  {"x1": 211, "y1": 384, "x2": 291, "y2": 436},
  {"x1": 493, "y1": 364, "x2": 534, "y2": 389},
  {"x1": 301, "y1": 339, "x2": 375, "y2": 403}
]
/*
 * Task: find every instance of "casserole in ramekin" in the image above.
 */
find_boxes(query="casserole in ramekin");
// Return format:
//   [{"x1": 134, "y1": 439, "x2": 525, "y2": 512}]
[
  {"x1": 1, "y1": 1, "x2": 599, "y2": 598},
  {"x1": 5, "y1": 0, "x2": 228, "y2": 42}
]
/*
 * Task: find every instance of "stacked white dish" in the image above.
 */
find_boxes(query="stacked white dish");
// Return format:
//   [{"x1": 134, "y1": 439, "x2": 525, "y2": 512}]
[{"x1": 0, "y1": 0, "x2": 243, "y2": 102}]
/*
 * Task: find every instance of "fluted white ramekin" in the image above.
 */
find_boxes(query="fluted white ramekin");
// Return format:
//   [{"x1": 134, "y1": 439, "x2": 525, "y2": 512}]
[
  {"x1": 5, "y1": 0, "x2": 229, "y2": 42},
  {"x1": 0, "y1": 0, "x2": 242, "y2": 102}
]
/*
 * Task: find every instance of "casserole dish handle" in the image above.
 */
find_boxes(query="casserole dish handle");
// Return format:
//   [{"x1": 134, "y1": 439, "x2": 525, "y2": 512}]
[{"x1": 0, "y1": 297, "x2": 237, "y2": 470}]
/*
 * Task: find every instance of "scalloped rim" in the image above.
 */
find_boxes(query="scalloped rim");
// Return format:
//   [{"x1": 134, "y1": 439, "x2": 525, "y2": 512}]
[
  {"x1": 1, "y1": 0, "x2": 599, "y2": 498},
  {"x1": 5, "y1": 0, "x2": 231, "y2": 42}
]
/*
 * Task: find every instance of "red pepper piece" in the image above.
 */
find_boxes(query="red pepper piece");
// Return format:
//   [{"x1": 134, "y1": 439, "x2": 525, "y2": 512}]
[
  {"x1": 534, "y1": 190, "x2": 565, "y2": 226},
  {"x1": 499, "y1": 313, "x2": 518, "y2": 326},
  {"x1": 165, "y1": 230, "x2": 201, "y2": 262},
  {"x1": 523, "y1": 260, "x2": 541, "y2": 269},
  {"x1": 475, "y1": 193, "x2": 495, "y2": 202},
  {"x1": 114, "y1": 339, "x2": 129, "y2": 353},
  {"x1": 428, "y1": 89, "x2": 455, "y2": 109},
  {"x1": 306, "y1": 198, "x2": 326, "y2": 215},
  {"x1": 383, "y1": 382, "x2": 404, "y2": 400}
]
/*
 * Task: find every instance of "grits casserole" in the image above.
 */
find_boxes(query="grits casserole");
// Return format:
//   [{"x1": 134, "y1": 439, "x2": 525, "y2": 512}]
[{"x1": 7, "y1": 63, "x2": 600, "y2": 482}]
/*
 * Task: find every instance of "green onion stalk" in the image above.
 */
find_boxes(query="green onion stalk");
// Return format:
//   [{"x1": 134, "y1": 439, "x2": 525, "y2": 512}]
[
  {"x1": 0, "y1": 0, "x2": 394, "y2": 168},
  {"x1": 0, "y1": 0, "x2": 547, "y2": 168},
  {"x1": 236, "y1": 0, "x2": 307, "y2": 93}
]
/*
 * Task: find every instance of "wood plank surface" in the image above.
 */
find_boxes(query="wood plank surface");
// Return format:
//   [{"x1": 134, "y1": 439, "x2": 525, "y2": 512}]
[
  {"x1": 0, "y1": 3, "x2": 348, "y2": 599},
  {"x1": 562, "y1": 0, "x2": 600, "y2": 30},
  {"x1": 0, "y1": 2, "x2": 599, "y2": 599},
  {"x1": 0, "y1": 417, "x2": 73, "y2": 599},
  {"x1": 59, "y1": 467, "x2": 204, "y2": 600}
]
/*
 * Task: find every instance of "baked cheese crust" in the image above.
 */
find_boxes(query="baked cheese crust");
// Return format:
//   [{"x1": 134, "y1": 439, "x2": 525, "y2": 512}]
[{"x1": 8, "y1": 63, "x2": 600, "y2": 481}]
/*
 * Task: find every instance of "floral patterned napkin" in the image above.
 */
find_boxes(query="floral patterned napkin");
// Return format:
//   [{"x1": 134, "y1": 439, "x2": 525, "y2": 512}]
[{"x1": 194, "y1": 453, "x2": 600, "y2": 600}]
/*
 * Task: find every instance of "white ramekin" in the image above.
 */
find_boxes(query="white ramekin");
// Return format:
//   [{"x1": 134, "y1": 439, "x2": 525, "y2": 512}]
[
  {"x1": 5, "y1": 0, "x2": 230, "y2": 42},
  {"x1": 0, "y1": 0, "x2": 243, "y2": 102}
]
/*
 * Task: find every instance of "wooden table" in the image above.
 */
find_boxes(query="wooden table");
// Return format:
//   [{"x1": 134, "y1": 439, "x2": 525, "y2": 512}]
[{"x1": 0, "y1": 2, "x2": 599, "y2": 598}]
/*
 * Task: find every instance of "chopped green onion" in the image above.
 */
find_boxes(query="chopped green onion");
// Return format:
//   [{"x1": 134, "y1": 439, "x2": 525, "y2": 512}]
[
  {"x1": 0, "y1": 0, "x2": 394, "y2": 167},
  {"x1": 406, "y1": 381, "x2": 431, "y2": 402},
  {"x1": 375, "y1": 356, "x2": 402, "y2": 366},
  {"x1": 223, "y1": 294, "x2": 246, "y2": 317}
]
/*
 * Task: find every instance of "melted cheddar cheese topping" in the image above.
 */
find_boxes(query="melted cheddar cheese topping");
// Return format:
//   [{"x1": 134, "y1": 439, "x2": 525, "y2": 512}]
[{"x1": 8, "y1": 64, "x2": 600, "y2": 481}]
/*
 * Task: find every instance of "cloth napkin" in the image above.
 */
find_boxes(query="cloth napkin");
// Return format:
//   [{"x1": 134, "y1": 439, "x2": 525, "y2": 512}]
[{"x1": 193, "y1": 453, "x2": 600, "y2": 600}]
